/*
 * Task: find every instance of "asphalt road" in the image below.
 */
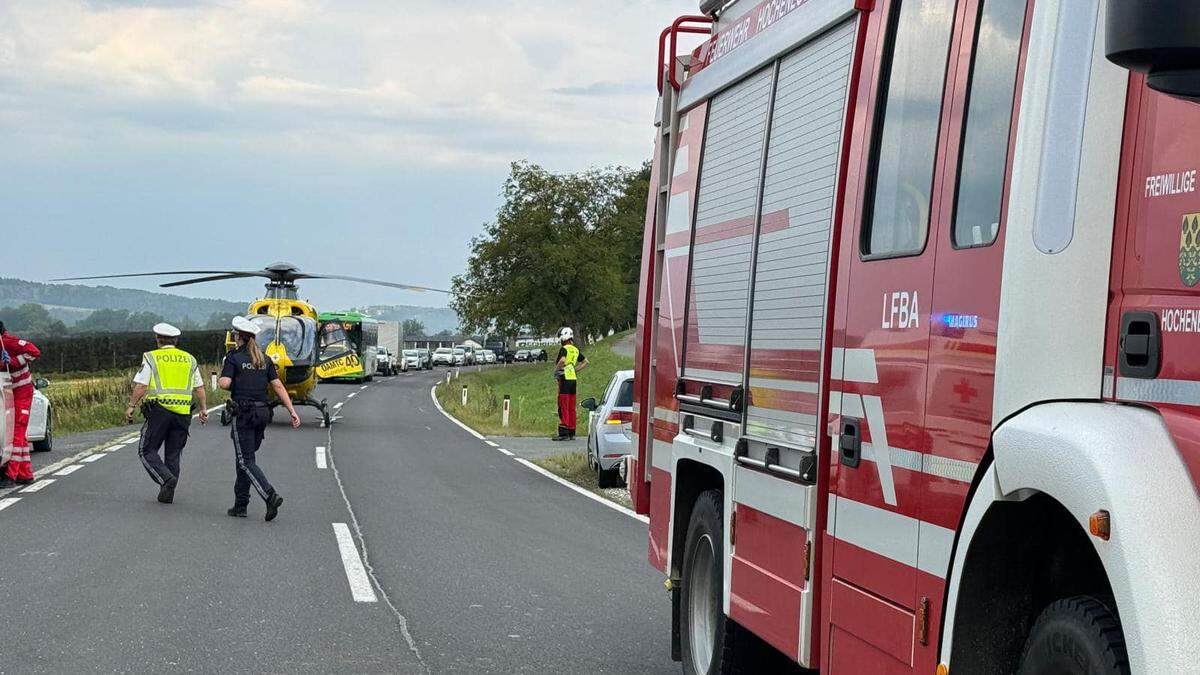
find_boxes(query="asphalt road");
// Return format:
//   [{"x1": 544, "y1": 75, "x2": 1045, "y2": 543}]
[{"x1": 0, "y1": 369, "x2": 676, "y2": 674}]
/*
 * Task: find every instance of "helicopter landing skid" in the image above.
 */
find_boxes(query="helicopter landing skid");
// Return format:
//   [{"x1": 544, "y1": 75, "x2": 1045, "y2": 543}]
[{"x1": 290, "y1": 397, "x2": 332, "y2": 427}]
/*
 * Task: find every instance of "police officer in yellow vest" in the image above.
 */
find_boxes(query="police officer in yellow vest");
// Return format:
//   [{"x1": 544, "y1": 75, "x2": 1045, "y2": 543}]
[{"x1": 124, "y1": 323, "x2": 207, "y2": 504}]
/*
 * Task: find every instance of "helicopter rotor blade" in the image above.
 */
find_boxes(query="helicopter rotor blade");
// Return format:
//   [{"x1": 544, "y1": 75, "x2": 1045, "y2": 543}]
[
  {"x1": 159, "y1": 273, "x2": 263, "y2": 288},
  {"x1": 51, "y1": 270, "x2": 263, "y2": 282},
  {"x1": 296, "y1": 273, "x2": 450, "y2": 293}
]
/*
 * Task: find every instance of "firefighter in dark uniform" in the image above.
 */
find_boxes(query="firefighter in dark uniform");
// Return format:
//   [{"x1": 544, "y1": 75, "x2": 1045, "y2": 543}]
[
  {"x1": 551, "y1": 327, "x2": 588, "y2": 441},
  {"x1": 124, "y1": 323, "x2": 207, "y2": 504},
  {"x1": 218, "y1": 316, "x2": 300, "y2": 521}
]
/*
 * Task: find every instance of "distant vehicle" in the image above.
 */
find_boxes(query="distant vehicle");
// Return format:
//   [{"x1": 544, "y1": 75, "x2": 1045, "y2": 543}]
[
  {"x1": 376, "y1": 348, "x2": 396, "y2": 375},
  {"x1": 514, "y1": 350, "x2": 530, "y2": 362},
  {"x1": 482, "y1": 350, "x2": 497, "y2": 364},
  {"x1": 318, "y1": 311, "x2": 379, "y2": 383},
  {"x1": 452, "y1": 348, "x2": 466, "y2": 366},
  {"x1": 432, "y1": 347, "x2": 455, "y2": 367},
  {"x1": 21, "y1": 378, "x2": 53, "y2": 453},
  {"x1": 401, "y1": 349, "x2": 422, "y2": 372},
  {"x1": 502, "y1": 350, "x2": 517, "y2": 364},
  {"x1": 417, "y1": 348, "x2": 433, "y2": 369},
  {"x1": 581, "y1": 370, "x2": 633, "y2": 488},
  {"x1": 455, "y1": 345, "x2": 477, "y2": 365},
  {"x1": 529, "y1": 348, "x2": 548, "y2": 362}
]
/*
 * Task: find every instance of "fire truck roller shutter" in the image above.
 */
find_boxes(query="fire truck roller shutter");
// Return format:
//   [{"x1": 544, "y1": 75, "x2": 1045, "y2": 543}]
[
  {"x1": 681, "y1": 67, "x2": 774, "y2": 385},
  {"x1": 743, "y1": 19, "x2": 855, "y2": 453}
]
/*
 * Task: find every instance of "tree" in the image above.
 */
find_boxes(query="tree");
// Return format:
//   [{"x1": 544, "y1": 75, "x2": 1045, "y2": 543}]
[
  {"x1": 72, "y1": 308, "x2": 167, "y2": 334},
  {"x1": 451, "y1": 161, "x2": 647, "y2": 344},
  {"x1": 401, "y1": 319, "x2": 426, "y2": 338},
  {"x1": 0, "y1": 303, "x2": 68, "y2": 338},
  {"x1": 205, "y1": 312, "x2": 237, "y2": 330},
  {"x1": 433, "y1": 329, "x2": 453, "y2": 339}
]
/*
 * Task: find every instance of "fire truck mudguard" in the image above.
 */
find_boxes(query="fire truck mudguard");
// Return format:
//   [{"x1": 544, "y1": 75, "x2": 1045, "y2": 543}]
[{"x1": 942, "y1": 401, "x2": 1200, "y2": 673}]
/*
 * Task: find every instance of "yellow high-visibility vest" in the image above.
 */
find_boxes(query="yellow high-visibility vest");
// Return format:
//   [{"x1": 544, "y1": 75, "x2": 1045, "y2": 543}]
[
  {"x1": 143, "y1": 346, "x2": 198, "y2": 415},
  {"x1": 563, "y1": 344, "x2": 580, "y2": 381}
]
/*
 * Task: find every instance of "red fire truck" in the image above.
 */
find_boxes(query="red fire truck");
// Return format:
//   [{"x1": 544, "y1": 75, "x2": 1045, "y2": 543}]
[{"x1": 630, "y1": 0, "x2": 1200, "y2": 672}]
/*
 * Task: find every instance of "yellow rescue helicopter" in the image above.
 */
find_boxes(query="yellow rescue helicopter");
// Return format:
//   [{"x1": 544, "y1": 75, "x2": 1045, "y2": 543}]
[{"x1": 54, "y1": 262, "x2": 446, "y2": 426}]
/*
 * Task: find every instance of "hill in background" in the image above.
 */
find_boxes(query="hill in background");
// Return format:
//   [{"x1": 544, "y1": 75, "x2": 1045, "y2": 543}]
[{"x1": 0, "y1": 278, "x2": 460, "y2": 335}]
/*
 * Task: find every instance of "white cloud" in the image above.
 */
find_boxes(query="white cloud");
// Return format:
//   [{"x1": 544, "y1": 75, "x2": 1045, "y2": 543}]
[{"x1": 0, "y1": 0, "x2": 686, "y2": 171}]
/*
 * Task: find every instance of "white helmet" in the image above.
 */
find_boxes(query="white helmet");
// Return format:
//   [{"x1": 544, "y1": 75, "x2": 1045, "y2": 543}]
[{"x1": 559, "y1": 327, "x2": 573, "y2": 342}]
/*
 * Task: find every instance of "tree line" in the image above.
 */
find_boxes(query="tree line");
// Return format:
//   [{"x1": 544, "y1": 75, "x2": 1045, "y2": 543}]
[
  {"x1": 451, "y1": 160, "x2": 649, "y2": 345},
  {"x1": 0, "y1": 303, "x2": 238, "y2": 339}
]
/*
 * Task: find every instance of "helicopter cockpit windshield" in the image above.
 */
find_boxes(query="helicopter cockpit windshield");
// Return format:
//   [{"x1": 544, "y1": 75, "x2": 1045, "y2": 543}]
[{"x1": 251, "y1": 315, "x2": 317, "y2": 366}]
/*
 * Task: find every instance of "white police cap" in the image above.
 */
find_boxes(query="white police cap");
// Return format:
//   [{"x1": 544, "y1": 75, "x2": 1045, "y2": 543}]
[
  {"x1": 231, "y1": 316, "x2": 260, "y2": 336},
  {"x1": 153, "y1": 322, "x2": 181, "y2": 337}
]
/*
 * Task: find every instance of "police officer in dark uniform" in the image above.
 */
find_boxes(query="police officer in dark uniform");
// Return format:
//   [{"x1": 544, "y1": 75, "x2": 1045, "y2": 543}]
[{"x1": 218, "y1": 317, "x2": 300, "y2": 521}]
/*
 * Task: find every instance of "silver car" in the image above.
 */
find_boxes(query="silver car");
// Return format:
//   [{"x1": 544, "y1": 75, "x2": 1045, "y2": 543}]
[
  {"x1": 401, "y1": 349, "x2": 422, "y2": 371},
  {"x1": 581, "y1": 369, "x2": 634, "y2": 488},
  {"x1": 432, "y1": 347, "x2": 455, "y2": 367}
]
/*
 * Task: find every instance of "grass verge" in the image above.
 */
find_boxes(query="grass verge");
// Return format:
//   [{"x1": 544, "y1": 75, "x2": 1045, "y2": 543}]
[
  {"x1": 531, "y1": 451, "x2": 633, "y2": 509},
  {"x1": 434, "y1": 331, "x2": 634, "y2": 437},
  {"x1": 44, "y1": 365, "x2": 229, "y2": 436}
]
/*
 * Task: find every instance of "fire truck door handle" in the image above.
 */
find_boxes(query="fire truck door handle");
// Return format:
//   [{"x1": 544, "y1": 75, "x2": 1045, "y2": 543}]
[
  {"x1": 839, "y1": 418, "x2": 862, "y2": 468},
  {"x1": 1119, "y1": 311, "x2": 1161, "y2": 379}
]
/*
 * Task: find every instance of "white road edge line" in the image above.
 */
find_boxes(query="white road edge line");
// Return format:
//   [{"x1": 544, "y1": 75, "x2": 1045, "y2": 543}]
[
  {"x1": 428, "y1": 385, "x2": 644, "y2": 523},
  {"x1": 0, "y1": 497, "x2": 20, "y2": 511},
  {"x1": 82, "y1": 453, "x2": 108, "y2": 463},
  {"x1": 331, "y1": 523, "x2": 378, "y2": 603},
  {"x1": 316, "y1": 446, "x2": 327, "y2": 470},
  {"x1": 514, "y1": 458, "x2": 648, "y2": 524},
  {"x1": 428, "y1": 385, "x2": 485, "y2": 440},
  {"x1": 21, "y1": 479, "x2": 55, "y2": 493},
  {"x1": 484, "y1": 440, "x2": 499, "y2": 447},
  {"x1": 54, "y1": 465, "x2": 85, "y2": 477}
]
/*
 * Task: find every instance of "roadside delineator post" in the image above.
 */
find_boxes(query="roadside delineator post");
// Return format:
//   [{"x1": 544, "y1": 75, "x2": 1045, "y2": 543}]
[
  {"x1": 502, "y1": 395, "x2": 510, "y2": 427},
  {"x1": 461, "y1": 384, "x2": 468, "y2": 406},
  {"x1": 210, "y1": 371, "x2": 218, "y2": 391}
]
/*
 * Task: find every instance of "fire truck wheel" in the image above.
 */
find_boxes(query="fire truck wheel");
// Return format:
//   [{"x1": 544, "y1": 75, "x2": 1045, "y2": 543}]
[
  {"x1": 681, "y1": 489, "x2": 752, "y2": 675},
  {"x1": 1018, "y1": 596, "x2": 1130, "y2": 675}
]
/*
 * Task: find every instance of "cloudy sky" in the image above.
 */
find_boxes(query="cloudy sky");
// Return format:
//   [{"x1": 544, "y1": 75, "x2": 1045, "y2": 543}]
[{"x1": 0, "y1": 0, "x2": 690, "y2": 309}]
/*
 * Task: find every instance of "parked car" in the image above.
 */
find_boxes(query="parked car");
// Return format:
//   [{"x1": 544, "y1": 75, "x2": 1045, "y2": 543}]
[
  {"x1": 28, "y1": 377, "x2": 53, "y2": 452},
  {"x1": 432, "y1": 347, "x2": 455, "y2": 367},
  {"x1": 417, "y1": 348, "x2": 433, "y2": 369},
  {"x1": 581, "y1": 370, "x2": 633, "y2": 488},
  {"x1": 530, "y1": 348, "x2": 548, "y2": 362},
  {"x1": 376, "y1": 348, "x2": 397, "y2": 375},
  {"x1": 401, "y1": 349, "x2": 422, "y2": 372},
  {"x1": 514, "y1": 349, "x2": 530, "y2": 362},
  {"x1": 482, "y1": 350, "x2": 496, "y2": 364},
  {"x1": 452, "y1": 348, "x2": 466, "y2": 366}
]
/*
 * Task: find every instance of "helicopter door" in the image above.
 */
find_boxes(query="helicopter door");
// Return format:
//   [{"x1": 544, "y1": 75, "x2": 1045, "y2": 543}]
[{"x1": 316, "y1": 321, "x2": 363, "y2": 379}]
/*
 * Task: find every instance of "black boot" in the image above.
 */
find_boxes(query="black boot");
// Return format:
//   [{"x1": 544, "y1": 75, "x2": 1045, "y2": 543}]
[
  {"x1": 157, "y1": 484, "x2": 175, "y2": 504},
  {"x1": 265, "y1": 491, "x2": 283, "y2": 522},
  {"x1": 227, "y1": 506, "x2": 247, "y2": 518},
  {"x1": 0, "y1": 475, "x2": 15, "y2": 490},
  {"x1": 551, "y1": 425, "x2": 571, "y2": 441}
]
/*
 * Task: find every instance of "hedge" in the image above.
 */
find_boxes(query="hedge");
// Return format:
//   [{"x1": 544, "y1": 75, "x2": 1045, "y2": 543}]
[{"x1": 24, "y1": 330, "x2": 230, "y2": 374}]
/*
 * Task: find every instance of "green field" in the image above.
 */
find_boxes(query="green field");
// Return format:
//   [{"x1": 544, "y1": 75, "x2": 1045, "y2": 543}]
[
  {"x1": 44, "y1": 365, "x2": 229, "y2": 436},
  {"x1": 531, "y1": 451, "x2": 633, "y2": 508},
  {"x1": 434, "y1": 332, "x2": 634, "y2": 437}
]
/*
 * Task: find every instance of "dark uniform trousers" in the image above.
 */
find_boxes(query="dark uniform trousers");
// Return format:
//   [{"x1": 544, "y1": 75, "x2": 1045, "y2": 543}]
[
  {"x1": 231, "y1": 404, "x2": 276, "y2": 508},
  {"x1": 139, "y1": 403, "x2": 191, "y2": 488}
]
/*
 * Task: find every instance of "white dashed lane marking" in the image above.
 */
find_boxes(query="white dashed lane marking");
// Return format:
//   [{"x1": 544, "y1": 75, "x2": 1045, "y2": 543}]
[
  {"x1": 53, "y1": 465, "x2": 84, "y2": 477},
  {"x1": 0, "y1": 498, "x2": 20, "y2": 512},
  {"x1": 82, "y1": 453, "x2": 108, "y2": 463},
  {"x1": 347, "y1": 393, "x2": 356, "y2": 399},
  {"x1": 332, "y1": 523, "x2": 378, "y2": 603},
  {"x1": 21, "y1": 479, "x2": 55, "y2": 493},
  {"x1": 316, "y1": 446, "x2": 327, "y2": 470}
]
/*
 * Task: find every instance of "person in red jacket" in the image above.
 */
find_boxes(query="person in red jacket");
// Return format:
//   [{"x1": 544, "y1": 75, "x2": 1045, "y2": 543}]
[{"x1": 0, "y1": 321, "x2": 41, "y2": 488}]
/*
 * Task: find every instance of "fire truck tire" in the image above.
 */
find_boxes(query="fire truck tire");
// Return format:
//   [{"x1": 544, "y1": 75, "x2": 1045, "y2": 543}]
[
  {"x1": 680, "y1": 489, "x2": 754, "y2": 675},
  {"x1": 1018, "y1": 596, "x2": 1130, "y2": 675}
]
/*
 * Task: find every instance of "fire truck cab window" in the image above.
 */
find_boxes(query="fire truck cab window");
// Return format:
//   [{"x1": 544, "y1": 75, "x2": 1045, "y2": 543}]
[
  {"x1": 952, "y1": 0, "x2": 1027, "y2": 248},
  {"x1": 863, "y1": 0, "x2": 957, "y2": 258}
]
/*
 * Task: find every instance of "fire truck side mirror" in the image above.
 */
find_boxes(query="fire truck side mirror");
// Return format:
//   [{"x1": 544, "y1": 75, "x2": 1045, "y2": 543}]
[{"x1": 1106, "y1": 0, "x2": 1200, "y2": 101}]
